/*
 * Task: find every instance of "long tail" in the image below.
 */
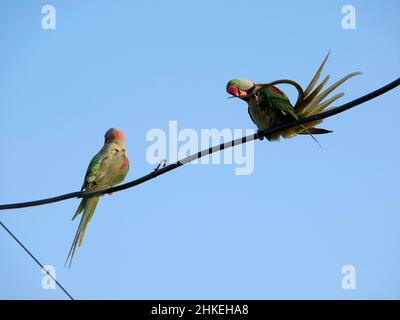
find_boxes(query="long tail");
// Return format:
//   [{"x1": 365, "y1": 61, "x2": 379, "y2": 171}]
[
  {"x1": 281, "y1": 51, "x2": 361, "y2": 139},
  {"x1": 65, "y1": 196, "x2": 100, "y2": 268}
]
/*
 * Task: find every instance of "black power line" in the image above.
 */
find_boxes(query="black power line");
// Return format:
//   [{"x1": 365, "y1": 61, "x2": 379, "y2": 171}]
[
  {"x1": 0, "y1": 77, "x2": 399, "y2": 211},
  {"x1": 0, "y1": 221, "x2": 74, "y2": 300}
]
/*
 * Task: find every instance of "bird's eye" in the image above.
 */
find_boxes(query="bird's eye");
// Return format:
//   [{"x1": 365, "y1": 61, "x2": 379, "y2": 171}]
[{"x1": 106, "y1": 138, "x2": 111, "y2": 143}]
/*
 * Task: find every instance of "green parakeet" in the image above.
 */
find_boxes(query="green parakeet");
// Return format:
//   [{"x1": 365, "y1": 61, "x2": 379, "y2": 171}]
[
  {"x1": 226, "y1": 52, "x2": 361, "y2": 141},
  {"x1": 65, "y1": 128, "x2": 129, "y2": 267}
]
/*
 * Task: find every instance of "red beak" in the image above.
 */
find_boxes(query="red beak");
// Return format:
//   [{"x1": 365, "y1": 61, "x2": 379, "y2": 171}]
[{"x1": 227, "y1": 86, "x2": 239, "y2": 97}]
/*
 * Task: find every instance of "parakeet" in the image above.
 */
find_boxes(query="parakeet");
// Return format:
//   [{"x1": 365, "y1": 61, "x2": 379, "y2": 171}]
[
  {"x1": 226, "y1": 52, "x2": 361, "y2": 141},
  {"x1": 65, "y1": 128, "x2": 129, "y2": 267}
]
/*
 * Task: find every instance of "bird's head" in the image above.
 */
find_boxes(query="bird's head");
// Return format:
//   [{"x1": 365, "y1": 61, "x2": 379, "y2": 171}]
[
  {"x1": 226, "y1": 79, "x2": 255, "y2": 98},
  {"x1": 105, "y1": 128, "x2": 126, "y2": 152}
]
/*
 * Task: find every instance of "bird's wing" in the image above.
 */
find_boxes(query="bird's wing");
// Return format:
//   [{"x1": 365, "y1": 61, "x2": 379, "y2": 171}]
[
  {"x1": 258, "y1": 85, "x2": 298, "y2": 120},
  {"x1": 81, "y1": 150, "x2": 108, "y2": 191},
  {"x1": 72, "y1": 151, "x2": 107, "y2": 220},
  {"x1": 247, "y1": 106, "x2": 256, "y2": 125}
]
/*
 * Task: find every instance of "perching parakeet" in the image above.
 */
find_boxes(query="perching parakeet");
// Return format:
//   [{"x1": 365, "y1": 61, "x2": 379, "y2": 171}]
[
  {"x1": 65, "y1": 128, "x2": 129, "y2": 267},
  {"x1": 226, "y1": 52, "x2": 361, "y2": 141}
]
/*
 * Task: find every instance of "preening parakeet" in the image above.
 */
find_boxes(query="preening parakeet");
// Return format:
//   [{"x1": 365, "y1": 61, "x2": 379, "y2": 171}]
[
  {"x1": 65, "y1": 128, "x2": 129, "y2": 267},
  {"x1": 226, "y1": 52, "x2": 361, "y2": 141}
]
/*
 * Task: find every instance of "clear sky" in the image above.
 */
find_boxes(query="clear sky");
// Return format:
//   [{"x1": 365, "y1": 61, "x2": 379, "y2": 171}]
[{"x1": 1, "y1": 0, "x2": 400, "y2": 299}]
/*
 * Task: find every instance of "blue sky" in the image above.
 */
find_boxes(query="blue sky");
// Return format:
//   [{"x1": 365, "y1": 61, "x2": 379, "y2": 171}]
[{"x1": 1, "y1": 0, "x2": 400, "y2": 299}]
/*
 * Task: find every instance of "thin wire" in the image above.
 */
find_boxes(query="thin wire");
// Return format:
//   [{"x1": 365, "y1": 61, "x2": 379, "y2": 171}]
[
  {"x1": 0, "y1": 77, "x2": 399, "y2": 211},
  {"x1": 0, "y1": 221, "x2": 74, "y2": 300}
]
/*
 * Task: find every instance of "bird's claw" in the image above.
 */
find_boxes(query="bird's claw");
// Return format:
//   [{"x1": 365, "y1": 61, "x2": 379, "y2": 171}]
[
  {"x1": 154, "y1": 159, "x2": 167, "y2": 171},
  {"x1": 257, "y1": 130, "x2": 265, "y2": 140}
]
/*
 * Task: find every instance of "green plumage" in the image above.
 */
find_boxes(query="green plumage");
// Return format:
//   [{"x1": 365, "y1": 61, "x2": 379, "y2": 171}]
[
  {"x1": 227, "y1": 52, "x2": 361, "y2": 142},
  {"x1": 65, "y1": 129, "x2": 129, "y2": 268},
  {"x1": 258, "y1": 87, "x2": 298, "y2": 118}
]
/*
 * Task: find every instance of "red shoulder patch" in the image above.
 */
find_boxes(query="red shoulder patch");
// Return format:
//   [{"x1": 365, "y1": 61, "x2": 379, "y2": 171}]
[
  {"x1": 270, "y1": 86, "x2": 285, "y2": 95},
  {"x1": 120, "y1": 157, "x2": 129, "y2": 170}
]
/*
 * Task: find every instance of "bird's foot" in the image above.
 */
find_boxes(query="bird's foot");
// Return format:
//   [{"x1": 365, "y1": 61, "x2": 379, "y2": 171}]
[
  {"x1": 257, "y1": 130, "x2": 265, "y2": 140},
  {"x1": 108, "y1": 192, "x2": 113, "y2": 196},
  {"x1": 154, "y1": 159, "x2": 167, "y2": 171}
]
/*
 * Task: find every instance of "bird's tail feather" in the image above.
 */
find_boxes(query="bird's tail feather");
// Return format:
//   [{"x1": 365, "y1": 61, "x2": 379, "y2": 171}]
[
  {"x1": 281, "y1": 51, "x2": 361, "y2": 140},
  {"x1": 298, "y1": 127, "x2": 333, "y2": 135},
  {"x1": 71, "y1": 198, "x2": 86, "y2": 220},
  {"x1": 65, "y1": 196, "x2": 100, "y2": 268}
]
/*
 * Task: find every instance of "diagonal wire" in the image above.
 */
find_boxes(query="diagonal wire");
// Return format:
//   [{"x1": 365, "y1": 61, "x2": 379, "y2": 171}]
[
  {"x1": 0, "y1": 77, "x2": 399, "y2": 211},
  {"x1": 0, "y1": 221, "x2": 74, "y2": 300}
]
